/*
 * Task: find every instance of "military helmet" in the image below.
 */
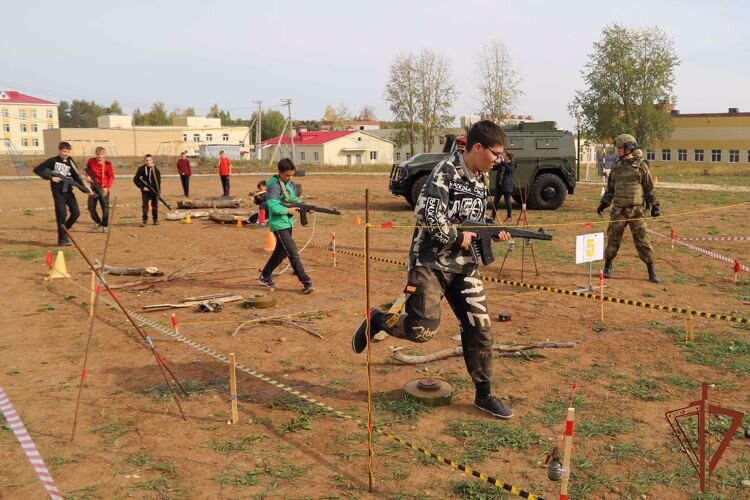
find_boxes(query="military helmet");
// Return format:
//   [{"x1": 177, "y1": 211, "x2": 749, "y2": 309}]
[{"x1": 614, "y1": 134, "x2": 637, "y2": 150}]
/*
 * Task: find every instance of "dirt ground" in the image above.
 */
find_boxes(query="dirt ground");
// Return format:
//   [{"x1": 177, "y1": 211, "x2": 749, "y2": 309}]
[{"x1": 1, "y1": 173, "x2": 749, "y2": 499}]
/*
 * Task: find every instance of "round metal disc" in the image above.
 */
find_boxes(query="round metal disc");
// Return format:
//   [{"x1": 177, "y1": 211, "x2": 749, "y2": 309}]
[
  {"x1": 243, "y1": 293, "x2": 277, "y2": 308},
  {"x1": 498, "y1": 312, "x2": 512, "y2": 322},
  {"x1": 403, "y1": 378, "x2": 453, "y2": 407}
]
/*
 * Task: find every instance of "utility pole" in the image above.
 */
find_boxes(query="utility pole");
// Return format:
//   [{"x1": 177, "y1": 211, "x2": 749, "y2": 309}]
[
  {"x1": 253, "y1": 100, "x2": 262, "y2": 161},
  {"x1": 281, "y1": 98, "x2": 294, "y2": 161}
]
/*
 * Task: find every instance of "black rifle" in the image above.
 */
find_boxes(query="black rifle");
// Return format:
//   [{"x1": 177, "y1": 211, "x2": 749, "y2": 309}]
[
  {"x1": 459, "y1": 219, "x2": 553, "y2": 265},
  {"x1": 50, "y1": 171, "x2": 95, "y2": 196},
  {"x1": 84, "y1": 166, "x2": 105, "y2": 197},
  {"x1": 281, "y1": 202, "x2": 341, "y2": 226},
  {"x1": 138, "y1": 175, "x2": 172, "y2": 210}
]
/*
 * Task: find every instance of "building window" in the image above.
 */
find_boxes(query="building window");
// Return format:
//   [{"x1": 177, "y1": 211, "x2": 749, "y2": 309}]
[
  {"x1": 193, "y1": 133, "x2": 200, "y2": 142},
  {"x1": 222, "y1": 133, "x2": 229, "y2": 141},
  {"x1": 677, "y1": 149, "x2": 687, "y2": 162},
  {"x1": 183, "y1": 134, "x2": 187, "y2": 142},
  {"x1": 47, "y1": 110, "x2": 53, "y2": 119},
  {"x1": 1, "y1": 109, "x2": 7, "y2": 117},
  {"x1": 30, "y1": 110, "x2": 37, "y2": 119},
  {"x1": 694, "y1": 149, "x2": 704, "y2": 162},
  {"x1": 48, "y1": 125, "x2": 54, "y2": 129},
  {"x1": 32, "y1": 124, "x2": 38, "y2": 133},
  {"x1": 405, "y1": 153, "x2": 411, "y2": 160},
  {"x1": 370, "y1": 151, "x2": 378, "y2": 161},
  {"x1": 646, "y1": 149, "x2": 655, "y2": 161},
  {"x1": 2, "y1": 124, "x2": 9, "y2": 132},
  {"x1": 711, "y1": 149, "x2": 721, "y2": 162},
  {"x1": 299, "y1": 152, "x2": 305, "y2": 162},
  {"x1": 206, "y1": 133, "x2": 213, "y2": 142},
  {"x1": 661, "y1": 149, "x2": 671, "y2": 161},
  {"x1": 313, "y1": 151, "x2": 319, "y2": 162},
  {"x1": 729, "y1": 150, "x2": 739, "y2": 163},
  {"x1": 19, "y1": 110, "x2": 26, "y2": 119},
  {"x1": 439, "y1": 136, "x2": 444, "y2": 144},
  {"x1": 20, "y1": 124, "x2": 27, "y2": 132},
  {"x1": 22, "y1": 139, "x2": 28, "y2": 147},
  {"x1": 33, "y1": 139, "x2": 39, "y2": 147}
]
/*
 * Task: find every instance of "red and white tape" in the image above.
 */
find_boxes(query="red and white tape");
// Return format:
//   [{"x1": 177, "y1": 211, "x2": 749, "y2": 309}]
[
  {"x1": 675, "y1": 235, "x2": 750, "y2": 242},
  {"x1": 650, "y1": 230, "x2": 749, "y2": 273},
  {"x1": 0, "y1": 386, "x2": 62, "y2": 499}
]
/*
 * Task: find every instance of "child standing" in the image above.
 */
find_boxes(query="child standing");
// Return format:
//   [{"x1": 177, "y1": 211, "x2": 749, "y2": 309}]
[
  {"x1": 85, "y1": 146, "x2": 115, "y2": 232},
  {"x1": 217, "y1": 150, "x2": 231, "y2": 196},
  {"x1": 250, "y1": 180, "x2": 268, "y2": 224},
  {"x1": 176, "y1": 152, "x2": 192, "y2": 197},
  {"x1": 133, "y1": 154, "x2": 162, "y2": 226},
  {"x1": 259, "y1": 159, "x2": 313, "y2": 294}
]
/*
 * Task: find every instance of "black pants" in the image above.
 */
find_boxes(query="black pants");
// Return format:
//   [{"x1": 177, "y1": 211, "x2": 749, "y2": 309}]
[
  {"x1": 386, "y1": 266, "x2": 493, "y2": 386},
  {"x1": 141, "y1": 191, "x2": 159, "y2": 222},
  {"x1": 180, "y1": 175, "x2": 190, "y2": 197},
  {"x1": 492, "y1": 192, "x2": 513, "y2": 219},
  {"x1": 88, "y1": 188, "x2": 110, "y2": 226},
  {"x1": 261, "y1": 228, "x2": 310, "y2": 283},
  {"x1": 52, "y1": 189, "x2": 80, "y2": 243},
  {"x1": 220, "y1": 175, "x2": 230, "y2": 196}
]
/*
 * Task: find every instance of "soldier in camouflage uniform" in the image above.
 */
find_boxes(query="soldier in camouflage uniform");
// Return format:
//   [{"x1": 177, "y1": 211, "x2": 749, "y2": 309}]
[
  {"x1": 352, "y1": 120, "x2": 514, "y2": 419},
  {"x1": 597, "y1": 134, "x2": 661, "y2": 283}
]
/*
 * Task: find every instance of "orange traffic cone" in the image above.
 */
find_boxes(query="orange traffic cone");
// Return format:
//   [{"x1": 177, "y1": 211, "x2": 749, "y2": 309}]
[
  {"x1": 184, "y1": 213, "x2": 192, "y2": 224},
  {"x1": 45, "y1": 251, "x2": 71, "y2": 280},
  {"x1": 236, "y1": 218, "x2": 243, "y2": 229},
  {"x1": 354, "y1": 214, "x2": 361, "y2": 225},
  {"x1": 45, "y1": 250, "x2": 53, "y2": 269},
  {"x1": 264, "y1": 231, "x2": 276, "y2": 252}
]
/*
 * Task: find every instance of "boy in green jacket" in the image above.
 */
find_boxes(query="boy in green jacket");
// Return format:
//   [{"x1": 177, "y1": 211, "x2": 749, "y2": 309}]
[{"x1": 259, "y1": 159, "x2": 313, "y2": 294}]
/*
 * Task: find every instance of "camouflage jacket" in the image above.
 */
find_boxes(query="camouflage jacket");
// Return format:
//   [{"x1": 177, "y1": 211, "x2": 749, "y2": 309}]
[
  {"x1": 600, "y1": 157, "x2": 658, "y2": 209},
  {"x1": 409, "y1": 152, "x2": 488, "y2": 276}
]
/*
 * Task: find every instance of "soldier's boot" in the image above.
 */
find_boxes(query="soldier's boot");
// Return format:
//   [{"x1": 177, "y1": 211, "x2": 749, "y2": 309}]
[
  {"x1": 603, "y1": 259, "x2": 613, "y2": 279},
  {"x1": 647, "y1": 263, "x2": 660, "y2": 283}
]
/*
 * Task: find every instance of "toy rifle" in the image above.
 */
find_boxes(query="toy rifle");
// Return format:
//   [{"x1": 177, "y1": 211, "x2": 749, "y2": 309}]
[
  {"x1": 138, "y1": 175, "x2": 172, "y2": 210},
  {"x1": 282, "y1": 202, "x2": 341, "y2": 226},
  {"x1": 50, "y1": 171, "x2": 96, "y2": 196},
  {"x1": 84, "y1": 166, "x2": 105, "y2": 197},
  {"x1": 459, "y1": 219, "x2": 553, "y2": 265}
]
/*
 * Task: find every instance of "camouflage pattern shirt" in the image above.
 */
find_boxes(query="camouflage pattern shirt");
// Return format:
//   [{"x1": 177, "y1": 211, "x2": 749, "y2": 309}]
[
  {"x1": 409, "y1": 152, "x2": 487, "y2": 276},
  {"x1": 600, "y1": 157, "x2": 659, "y2": 209}
]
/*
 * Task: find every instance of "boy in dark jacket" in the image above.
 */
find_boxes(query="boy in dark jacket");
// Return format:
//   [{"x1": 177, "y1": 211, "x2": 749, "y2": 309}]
[
  {"x1": 85, "y1": 146, "x2": 115, "y2": 232},
  {"x1": 492, "y1": 151, "x2": 515, "y2": 221},
  {"x1": 258, "y1": 159, "x2": 313, "y2": 294},
  {"x1": 33, "y1": 141, "x2": 95, "y2": 246},
  {"x1": 176, "y1": 152, "x2": 191, "y2": 197},
  {"x1": 133, "y1": 154, "x2": 162, "y2": 226}
]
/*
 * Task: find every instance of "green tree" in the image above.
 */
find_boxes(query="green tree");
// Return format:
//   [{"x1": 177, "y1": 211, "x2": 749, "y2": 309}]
[
  {"x1": 58, "y1": 99, "x2": 106, "y2": 127},
  {"x1": 207, "y1": 103, "x2": 220, "y2": 118},
  {"x1": 384, "y1": 53, "x2": 420, "y2": 155},
  {"x1": 322, "y1": 103, "x2": 351, "y2": 130},
  {"x1": 132, "y1": 107, "x2": 145, "y2": 126},
  {"x1": 250, "y1": 110, "x2": 286, "y2": 141},
  {"x1": 143, "y1": 101, "x2": 170, "y2": 126},
  {"x1": 572, "y1": 23, "x2": 679, "y2": 148},
  {"x1": 105, "y1": 100, "x2": 123, "y2": 114}
]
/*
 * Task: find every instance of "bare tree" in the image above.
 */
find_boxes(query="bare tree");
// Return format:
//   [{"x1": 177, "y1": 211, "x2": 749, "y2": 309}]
[
  {"x1": 415, "y1": 49, "x2": 457, "y2": 153},
  {"x1": 475, "y1": 39, "x2": 522, "y2": 122},
  {"x1": 356, "y1": 105, "x2": 377, "y2": 121},
  {"x1": 384, "y1": 53, "x2": 420, "y2": 156},
  {"x1": 322, "y1": 103, "x2": 351, "y2": 130}
]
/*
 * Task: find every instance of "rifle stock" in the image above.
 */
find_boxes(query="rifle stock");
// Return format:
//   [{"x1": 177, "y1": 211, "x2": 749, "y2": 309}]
[
  {"x1": 458, "y1": 219, "x2": 553, "y2": 265},
  {"x1": 138, "y1": 175, "x2": 172, "y2": 210},
  {"x1": 282, "y1": 202, "x2": 341, "y2": 226},
  {"x1": 51, "y1": 172, "x2": 94, "y2": 195}
]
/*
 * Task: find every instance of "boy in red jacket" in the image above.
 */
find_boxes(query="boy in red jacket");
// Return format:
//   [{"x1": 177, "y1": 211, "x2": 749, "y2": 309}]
[
  {"x1": 217, "y1": 150, "x2": 231, "y2": 196},
  {"x1": 176, "y1": 152, "x2": 192, "y2": 197},
  {"x1": 85, "y1": 146, "x2": 115, "y2": 232}
]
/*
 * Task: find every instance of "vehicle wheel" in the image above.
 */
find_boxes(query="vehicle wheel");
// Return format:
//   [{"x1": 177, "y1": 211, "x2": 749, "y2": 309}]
[
  {"x1": 410, "y1": 176, "x2": 428, "y2": 207},
  {"x1": 528, "y1": 173, "x2": 567, "y2": 210}
]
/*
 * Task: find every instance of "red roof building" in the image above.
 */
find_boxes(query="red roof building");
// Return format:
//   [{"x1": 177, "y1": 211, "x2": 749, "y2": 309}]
[
  {"x1": 259, "y1": 130, "x2": 353, "y2": 147},
  {"x1": 259, "y1": 129, "x2": 394, "y2": 167},
  {"x1": 1, "y1": 90, "x2": 59, "y2": 155},
  {"x1": 0, "y1": 90, "x2": 57, "y2": 105}
]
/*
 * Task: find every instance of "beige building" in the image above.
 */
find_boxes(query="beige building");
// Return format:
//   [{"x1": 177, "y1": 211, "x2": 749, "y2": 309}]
[
  {"x1": 260, "y1": 128, "x2": 394, "y2": 166},
  {"x1": 0, "y1": 90, "x2": 59, "y2": 155},
  {"x1": 649, "y1": 108, "x2": 750, "y2": 168},
  {"x1": 44, "y1": 115, "x2": 250, "y2": 158}
]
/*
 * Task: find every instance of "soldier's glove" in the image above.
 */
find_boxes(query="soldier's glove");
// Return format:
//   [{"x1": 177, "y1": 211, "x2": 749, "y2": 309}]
[
  {"x1": 651, "y1": 205, "x2": 661, "y2": 217},
  {"x1": 597, "y1": 202, "x2": 607, "y2": 216}
]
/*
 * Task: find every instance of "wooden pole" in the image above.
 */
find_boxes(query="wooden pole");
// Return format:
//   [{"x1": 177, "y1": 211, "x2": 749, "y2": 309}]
[
  {"x1": 365, "y1": 189, "x2": 375, "y2": 493},
  {"x1": 89, "y1": 271, "x2": 96, "y2": 317},
  {"x1": 229, "y1": 353, "x2": 239, "y2": 424},
  {"x1": 559, "y1": 407, "x2": 576, "y2": 500},
  {"x1": 332, "y1": 232, "x2": 336, "y2": 268}
]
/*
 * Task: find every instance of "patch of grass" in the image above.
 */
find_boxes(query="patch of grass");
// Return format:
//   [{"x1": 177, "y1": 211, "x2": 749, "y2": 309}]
[
  {"x1": 206, "y1": 435, "x2": 263, "y2": 455},
  {"x1": 600, "y1": 441, "x2": 658, "y2": 463},
  {"x1": 279, "y1": 359, "x2": 293, "y2": 368},
  {"x1": 675, "y1": 331, "x2": 750, "y2": 375},
  {"x1": 126, "y1": 452, "x2": 152, "y2": 466},
  {"x1": 214, "y1": 469, "x2": 264, "y2": 487},
  {"x1": 271, "y1": 459, "x2": 309, "y2": 480},
  {"x1": 65, "y1": 484, "x2": 100, "y2": 499},
  {"x1": 266, "y1": 395, "x2": 328, "y2": 415},
  {"x1": 37, "y1": 304, "x2": 55, "y2": 312},
  {"x1": 607, "y1": 377, "x2": 665, "y2": 401},
  {"x1": 577, "y1": 416, "x2": 636, "y2": 437},
  {"x1": 279, "y1": 413, "x2": 312, "y2": 434},
  {"x1": 445, "y1": 374, "x2": 472, "y2": 390},
  {"x1": 665, "y1": 375, "x2": 700, "y2": 390},
  {"x1": 672, "y1": 274, "x2": 688, "y2": 284},
  {"x1": 91, "y1": 419, "x2": 135, "y2": 444},
  {"x1": 451, "y1": 479, "x2": 510, "y2": 499},
  {"x1": 447, "y1": 420, "x2": 543, "y2": 463},
  {"x1": 537, "y1": 394, "x2": 587, "y2": 426},
  {"x1": 62, "y1": 295, "x2": 76, "y2": 302},
  {"x1": 374, "y1": 392, "x2": 431, "y2": 423},
  {"x1": 1, "y1": 248, "x2": 45, "y2": 261},
  {"x1": 143, "y1": 379, "x2": 218, "y2": 403},
  {"x1": 5, "y1": 370, "x2": 19, "y2": 376},
  {"x1": 47, "y1": 455, "x2": 78, "y2": 472}
]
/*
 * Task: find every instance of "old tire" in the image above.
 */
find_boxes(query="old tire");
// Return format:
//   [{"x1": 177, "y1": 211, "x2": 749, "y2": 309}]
[
  {"x1": 409, "y1": 176, "x2": 428, "y2": 208},
  {"x1": 528, "y1": 173, "x2": 566, "y2": 210}
]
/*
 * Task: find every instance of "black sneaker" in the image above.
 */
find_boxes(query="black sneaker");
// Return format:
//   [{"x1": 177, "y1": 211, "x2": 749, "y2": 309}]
[
  {"x1": 57, "y1": 239, "x2": 72, "y2": 247},
  {"x1": 352, "y1": 308, "x2": 385, "y2": 353},
  {"x1": 258, "y1": 275, "x2": 276, "y2": 288},
  {"x1": 302, "y1": 281, "x2": 314, "y2": 294},
  {"x1": 474, "y1": 394, "x2": 514, "y2": 419},
  {"x1": 140, "y1": 221, "x2": 147, "y2": 227},
  {"x1": 153, "y1": 220, "x2": 159, "y2": 225}
]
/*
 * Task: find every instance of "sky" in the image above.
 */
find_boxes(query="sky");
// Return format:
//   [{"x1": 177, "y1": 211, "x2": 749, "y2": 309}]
[{"x1": 2, "y1": 0, "x2": 749, "y2": 131}]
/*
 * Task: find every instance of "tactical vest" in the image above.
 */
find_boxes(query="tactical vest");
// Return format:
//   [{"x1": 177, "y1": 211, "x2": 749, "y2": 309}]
[{"x1": 612, "y1": 158, "x2": 644, "y2": 207}]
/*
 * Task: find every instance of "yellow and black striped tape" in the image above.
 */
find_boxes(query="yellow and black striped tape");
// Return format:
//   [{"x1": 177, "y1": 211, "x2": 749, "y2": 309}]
[
  {"x1": 313, "y1": 244, "x2": 749, "y2": 325},
  {"x1": 90, "y1": 291, "x2": 542, "y2": 500}
]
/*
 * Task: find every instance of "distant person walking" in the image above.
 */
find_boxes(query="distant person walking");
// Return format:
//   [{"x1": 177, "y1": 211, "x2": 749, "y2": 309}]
[
  {"x1": 176, "y1": 152, "x2": 192, "y2": 197},
  {"x1": 491, "y1": 151, "x2": 515, "y2": 221},
  {"x1": 217, "y1": 150, "x2": 231, "y2": 197},
  {"x1": 133, "y1": 154, "x2": 162, "y2": 226},
  {"x1": 85, "y1": 146, "x2": 114, "y2": 232}
]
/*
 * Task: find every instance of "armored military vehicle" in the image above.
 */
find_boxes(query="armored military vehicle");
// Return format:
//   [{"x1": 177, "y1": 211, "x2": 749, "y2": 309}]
[{"x1": 388, "y1": 121, "x2": 576, "y2": 210}]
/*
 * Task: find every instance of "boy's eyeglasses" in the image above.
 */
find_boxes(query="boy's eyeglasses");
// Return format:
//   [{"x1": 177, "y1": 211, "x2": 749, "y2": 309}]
[{"x1": 484, "y1": 145, "x2": 504, "y2": 161}]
